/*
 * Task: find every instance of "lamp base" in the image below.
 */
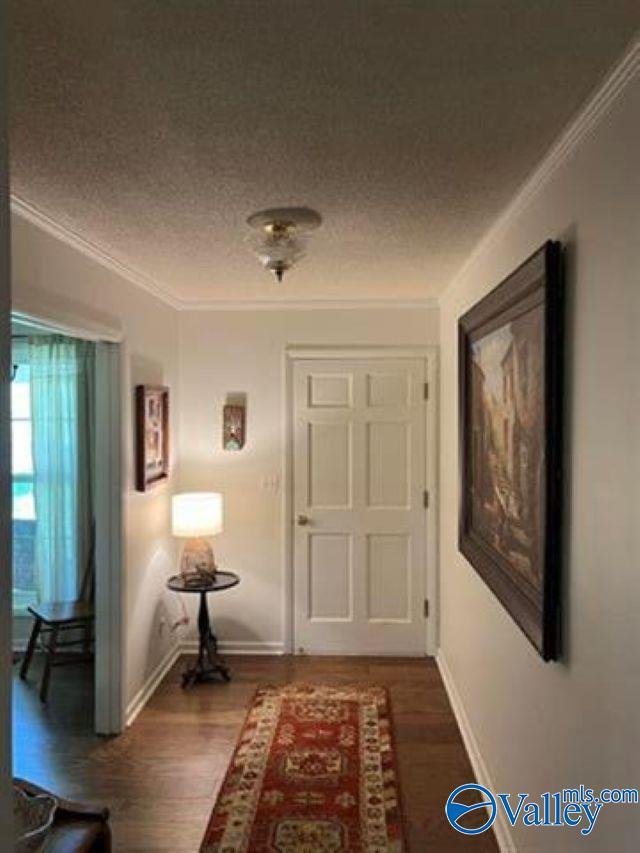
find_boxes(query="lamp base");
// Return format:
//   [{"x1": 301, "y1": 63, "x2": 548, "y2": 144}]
[{"x1": 179, "y1": 538, "x2": 217, "y2": 585}]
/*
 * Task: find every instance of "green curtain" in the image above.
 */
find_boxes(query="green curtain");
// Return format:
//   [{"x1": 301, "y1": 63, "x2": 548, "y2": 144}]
[{"x1": 29, "y1": 335, "x2": 95, "y2": 603}]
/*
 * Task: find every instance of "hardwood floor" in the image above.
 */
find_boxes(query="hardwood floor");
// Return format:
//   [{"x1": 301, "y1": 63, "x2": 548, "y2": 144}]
[{"x1": 13, "y1": 654, "x2": 499, "y2": 852}]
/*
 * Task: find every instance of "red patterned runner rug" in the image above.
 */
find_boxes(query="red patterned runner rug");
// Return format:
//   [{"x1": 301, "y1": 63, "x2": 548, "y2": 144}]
[{"x1": 200, "y1": 684, "x2": 406, "y2": 852}]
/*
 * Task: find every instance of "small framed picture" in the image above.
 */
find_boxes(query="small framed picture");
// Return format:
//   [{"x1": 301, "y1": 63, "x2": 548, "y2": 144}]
[
  {"x1": 135, "y1": 385, "x2": 170, "y2": 491},
  {"x1": 223, "y1": 404, "x2": 246, "y2": 450}
]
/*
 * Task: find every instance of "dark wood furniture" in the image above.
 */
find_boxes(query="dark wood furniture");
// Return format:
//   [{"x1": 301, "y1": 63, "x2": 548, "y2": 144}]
[
  {"x1": 167, "y1": 571, "x2": 240, "y2": 687},
  {"x1": 14, "y1": 778, "x2": 111, "y2": 852},
  {"x1": 20, "y1": 601, "x2": 94, "y2": 703}
]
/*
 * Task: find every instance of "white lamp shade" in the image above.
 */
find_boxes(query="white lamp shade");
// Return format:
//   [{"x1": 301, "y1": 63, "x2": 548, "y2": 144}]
[{"x1": 172, "y1": 492, "x2": 223, "y2": 538}]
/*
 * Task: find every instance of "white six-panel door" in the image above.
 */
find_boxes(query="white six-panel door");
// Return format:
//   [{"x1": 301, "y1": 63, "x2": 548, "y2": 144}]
[{"x1": 293, "y1": 358, "x2": 428, "y2": 655}]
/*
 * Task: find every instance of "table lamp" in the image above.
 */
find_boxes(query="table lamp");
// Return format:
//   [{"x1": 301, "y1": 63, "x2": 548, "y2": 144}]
[{"x1": 172, "y1": 492, "x2": 223, "y2": 583}]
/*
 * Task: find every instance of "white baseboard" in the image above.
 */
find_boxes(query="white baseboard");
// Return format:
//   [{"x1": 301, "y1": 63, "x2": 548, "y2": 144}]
[
  {"x1": 180, "y1": 639, "x2": 286, "y2": 656},
  {"x1": 285, "y1": 647, "x2": 426, "y2": 657},
  {"x1": 125, "y1": 642, "x2": 181, "y2": 727},
  {"x1": 17, "y1": 636, "x2": 282, "y2": 728},
  {"x1": 436, "y1": 650, "x2": 517, "y2": 853},
  {"x1": 13, "y1": 635, "x2": 88, "y2": 654},
  {"x1": 125, "y1": 639, "x2": 285, "y2": 727}
]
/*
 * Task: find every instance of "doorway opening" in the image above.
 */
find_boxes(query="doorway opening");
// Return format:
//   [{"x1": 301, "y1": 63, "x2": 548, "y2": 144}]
[{"x1": 10, "y1": 312, "x2": 123, "y2": 763}]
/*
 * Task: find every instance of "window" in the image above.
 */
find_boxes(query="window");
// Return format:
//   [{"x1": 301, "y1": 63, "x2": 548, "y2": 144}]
[{"x1": 12, "y1": 361, "x2": 37, "y2": 611}]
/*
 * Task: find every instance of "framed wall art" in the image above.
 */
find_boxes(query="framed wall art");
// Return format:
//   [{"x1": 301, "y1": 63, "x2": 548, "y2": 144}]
[
  {"x1": 135, "y1": 385, "x2": 170, "y2": 492},
  {"x1": 223, "y1": 403, "x2": 246, "y2": 450},
  {"x1": 458, "y1": 241, "x2": 564, "y2": 660}
]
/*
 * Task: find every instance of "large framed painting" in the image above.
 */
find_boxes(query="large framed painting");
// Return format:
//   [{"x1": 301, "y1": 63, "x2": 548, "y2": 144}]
[
  {"x1": 458, "y1": 241, "x2": 564, "y2": 660},
  {"x1": 135, "y1": 385, "x2": 170, "y2": 492}
]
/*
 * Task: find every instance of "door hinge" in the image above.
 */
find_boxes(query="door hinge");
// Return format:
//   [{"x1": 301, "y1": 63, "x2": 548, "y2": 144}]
[
  {"x1": 423, "y1": 381, "x2": 429, "y2": 400},
  {"x1": 423, "y1": 599, "x2": 430, "y2": 618},
  {"x1": 423, "y1": 489, "x2": 429, "y2": 508}
]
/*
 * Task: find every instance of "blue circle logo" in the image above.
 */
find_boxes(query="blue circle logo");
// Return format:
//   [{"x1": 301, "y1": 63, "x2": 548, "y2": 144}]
[{"x1": 445, "y1": 783, "x2": 497, "y2": 835}]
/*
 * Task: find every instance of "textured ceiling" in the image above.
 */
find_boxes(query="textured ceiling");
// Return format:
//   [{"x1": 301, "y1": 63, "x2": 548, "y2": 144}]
[{"x1": 9, "y1": 1, "x2": 640, "y2": 305}]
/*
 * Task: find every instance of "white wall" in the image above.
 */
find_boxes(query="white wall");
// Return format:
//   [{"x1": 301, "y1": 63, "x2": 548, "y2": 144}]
[
  {"x1": 9, "y1": 208, "x2": 438, "y2": 712},
  {"x1": 438, "y1": 72, "x2": 639, "y2": 850},
  {"x1": 178, "y1": 307, "x2": 438, "y2": 649},
  {"x1": 10, "y1": 214, "x2": 181, "y2": 713}
]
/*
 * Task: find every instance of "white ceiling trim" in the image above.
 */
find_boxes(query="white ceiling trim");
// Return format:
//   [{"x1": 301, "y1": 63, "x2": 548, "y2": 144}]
[
  {"x1": 10, "y1": 194, "x2": 183, "y2": 309},
  {"x1": 11, "y1": 308, "x2": 123, "y2": 343},
  {"x1": 10, "y1": 194, "x2": 436, "y2": 312},
  {"x1": 177, "y1": 298, "x2": 438, "y2": 312},
  {"x1": 440, "y1": 34, "x2": 640, "y2": 303},
  {"x1": 11, "y1": 36, "x2": 637, "y2": 314}
]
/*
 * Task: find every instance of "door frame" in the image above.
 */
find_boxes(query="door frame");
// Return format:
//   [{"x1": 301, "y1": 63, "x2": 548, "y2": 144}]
[
  {"x1": 0, "y1": 53, "x2": 12, "y2": 829},
  {"x1": 283, "y1": 345, "x2": 439, "y2": 657},
  {"x1": 10, "y1": 306, "x2": 125, "y2": 734}
]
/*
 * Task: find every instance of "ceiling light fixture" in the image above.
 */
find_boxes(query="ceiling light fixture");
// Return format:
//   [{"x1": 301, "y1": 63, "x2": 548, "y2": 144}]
[{"x1": 246, "y1": 207, "x2": 322, "y2": 282}]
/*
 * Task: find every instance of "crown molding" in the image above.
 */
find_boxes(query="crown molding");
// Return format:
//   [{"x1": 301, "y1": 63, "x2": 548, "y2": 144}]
[
  {"x1": 441, "y1": 35, "x2": 640, "y2": 302},
  {"x1": 10, "y1": 195, "x2": 437, "y2": 312},
  {"x1": 177, "y1": 297, "x2": 438, "y2": 311},
  {"x1": 10, "y1": 195, "x2": 182, "y2": 309},
  {"x1": 13, "y1": 35, "x2": 637, "y2": 314}
]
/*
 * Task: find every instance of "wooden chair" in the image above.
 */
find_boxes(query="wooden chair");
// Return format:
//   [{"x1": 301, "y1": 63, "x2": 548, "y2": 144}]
[
  {"x1": 14, "y1": 777, "x2": 111, "y2": 852},
  {"x1": 20, "y1": 601, "x2": 94, "y2": 703},
  {"x1": 20, "y1": 528, "x2": 95, "y2": 704}
]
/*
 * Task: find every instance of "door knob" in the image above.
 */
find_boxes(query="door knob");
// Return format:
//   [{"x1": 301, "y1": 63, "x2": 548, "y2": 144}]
[{"x1": 297, "y1": 514, "x2": 310, "y2": 526}]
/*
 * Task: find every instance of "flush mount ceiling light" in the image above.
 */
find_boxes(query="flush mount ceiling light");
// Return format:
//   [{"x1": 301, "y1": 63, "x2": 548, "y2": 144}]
[{"x1": 246, "y1": 206, "x2": 322, "y2": 282}]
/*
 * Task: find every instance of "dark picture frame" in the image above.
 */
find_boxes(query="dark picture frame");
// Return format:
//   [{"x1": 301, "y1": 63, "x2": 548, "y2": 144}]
[
  {"x1": 458, "y1": 241, "x2": 563, "y2": 660},
  {"x1": 223, "y1": 403, "x2": 246, "y2": 450},
  {"x1": 135, "y1": 385, "x2": 170, "y2": 492}
]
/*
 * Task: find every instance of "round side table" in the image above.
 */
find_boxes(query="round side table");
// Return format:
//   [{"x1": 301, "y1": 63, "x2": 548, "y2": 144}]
[{"x1": 167, "y1": 571, "x2": 240, "y2": 688}]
